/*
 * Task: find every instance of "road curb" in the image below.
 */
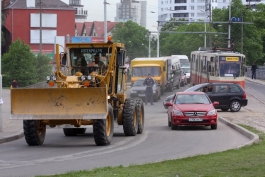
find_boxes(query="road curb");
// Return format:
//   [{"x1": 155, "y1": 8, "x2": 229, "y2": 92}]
[
  {"x1": 219, "y1": 117, "x2": 259, "y2": 147},
  {"x1": 0, "y1": 130, "x2": 24, "y2": 144}
]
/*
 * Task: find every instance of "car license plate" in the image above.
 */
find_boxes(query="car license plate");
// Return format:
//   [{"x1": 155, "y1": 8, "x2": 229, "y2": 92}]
[
  {"x1": 138, "y1": 94, "x2": 145, "y2": 97},
  {"x1": 189, "y1": 118, "x2": 203, "y2": 122}
]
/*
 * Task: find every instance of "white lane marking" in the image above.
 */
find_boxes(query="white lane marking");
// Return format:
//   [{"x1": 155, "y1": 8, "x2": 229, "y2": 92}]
[{"x1": 0, "y1": 131, "x2": 149, "y2": 170}]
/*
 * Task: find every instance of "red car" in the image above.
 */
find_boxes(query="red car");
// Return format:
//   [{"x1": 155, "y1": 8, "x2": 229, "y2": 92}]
[{"x1": 165, "y1": 92, "x2": 219, "y2": 130}]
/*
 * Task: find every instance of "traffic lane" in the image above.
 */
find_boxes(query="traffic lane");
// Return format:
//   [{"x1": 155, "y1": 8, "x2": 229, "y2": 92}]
[
  {"x1": 0, "y1": 114, "x2": 250, "y2": 176},
  {"x1": 0, "y1": 85, "x2": 251, "y2": 176},
  {"x1": 246, "y1": 80, "x2": 265, "y2": 95},
  {"x1": 0, "y1": 114, "x2": 250, "y2": 177}
]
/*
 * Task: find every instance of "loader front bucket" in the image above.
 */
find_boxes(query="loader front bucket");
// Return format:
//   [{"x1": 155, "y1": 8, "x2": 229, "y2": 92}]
[{"x1": 11, "y1": 88, "x2": 108, "y2": 120}]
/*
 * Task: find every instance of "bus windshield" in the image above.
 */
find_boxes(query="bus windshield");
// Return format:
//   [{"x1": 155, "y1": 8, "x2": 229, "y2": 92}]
[
  {"x1": 132, "y1": 67, "x2": 160, "y2": 77},
  {"x1": 219, "y1": 56, "x2": 242, "y2": 77}
]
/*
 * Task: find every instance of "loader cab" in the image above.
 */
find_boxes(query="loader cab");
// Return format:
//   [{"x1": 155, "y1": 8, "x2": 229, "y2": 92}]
[{"x1": 69, "y1": 48, "x2": 110, "y2": 76}]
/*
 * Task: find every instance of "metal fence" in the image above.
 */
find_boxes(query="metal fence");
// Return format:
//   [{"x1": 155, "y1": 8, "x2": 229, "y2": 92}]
[{"x1": 245, "y1": 66, "x2": 265, "y2": 80}]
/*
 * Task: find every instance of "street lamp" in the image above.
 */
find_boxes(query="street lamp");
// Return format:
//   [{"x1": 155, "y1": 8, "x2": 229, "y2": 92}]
[
  {"x1": 104, "y1": 0, "x2": 108, "y2": 42},
  {"x1": 200, "y1": 9, "x2": 208, "y2": 48},
  {"x1": 148, "y1": 32, "x2": 151, "y2": 58},
  {"x1": 228, "y1": 0, "x2": 232, "y2": 48}
]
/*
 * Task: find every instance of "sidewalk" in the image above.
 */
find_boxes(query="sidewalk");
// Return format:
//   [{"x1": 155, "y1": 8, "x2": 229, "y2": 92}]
[
  {"x1": 0, "y1": 77, "x2": 264, "y2": 144},
  {"x1": 0, "y1": 89, "x2": 23, "y2": 144}
]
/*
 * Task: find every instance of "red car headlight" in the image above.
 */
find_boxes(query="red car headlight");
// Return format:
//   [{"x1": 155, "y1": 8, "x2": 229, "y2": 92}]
[
  {"x1": 173, "y1": 110, "x2": 183, "y2": 116},
  {"x1": 207, "y1": 109, "x2": 217, "y2": 116}
]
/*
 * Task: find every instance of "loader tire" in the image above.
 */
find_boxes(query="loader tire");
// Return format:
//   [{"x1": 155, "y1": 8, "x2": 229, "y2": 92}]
[
  {"x1": 23, "y1": 120, "x2": 46, "y2": 146},
  {"x1": 135, "y1": 98, "x2": 144, "y2": 134},
  {"x1": 123, "y1": 98, "x2": 138, "y2": 136},
  {"x1": 93, "y1": 104, "x2": 114, "y2": 146}
]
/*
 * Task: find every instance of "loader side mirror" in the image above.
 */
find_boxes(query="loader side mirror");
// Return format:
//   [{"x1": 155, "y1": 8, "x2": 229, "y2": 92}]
[{"x1": 117, "y1": 52, "x2": 124, "y2": 66}]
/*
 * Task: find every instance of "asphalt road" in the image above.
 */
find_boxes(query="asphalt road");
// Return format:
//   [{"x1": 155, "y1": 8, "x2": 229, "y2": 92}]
[{"x1": 0, "y1": 85, "x2": 251, "y2": 177}]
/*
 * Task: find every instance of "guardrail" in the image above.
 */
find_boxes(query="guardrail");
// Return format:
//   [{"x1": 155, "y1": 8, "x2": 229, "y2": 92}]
[{"x1": 245, "y1": 66, "x2": 265, "y2": 80}]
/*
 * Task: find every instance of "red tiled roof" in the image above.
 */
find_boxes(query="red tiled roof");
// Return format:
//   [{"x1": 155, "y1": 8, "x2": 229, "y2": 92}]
[
  {"x1": 84, "y1": 22, "x2": 93, "y2": 36},
  {"x1": 75, "y1": 22, "x2": 84, "y2": 36},
  {"x1": 4, "y1": 0, "x2": 74, "y2": 10},
  {"x1": 92, "y1": 21, "x2": 119, "y2": 37}
]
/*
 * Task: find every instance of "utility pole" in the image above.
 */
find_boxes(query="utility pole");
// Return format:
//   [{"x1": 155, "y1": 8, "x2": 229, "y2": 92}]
[
  {"x1": 204, "y1": 23, "x2": 207, "y2": 48},
  {"x1": 148, "y1": 32, "x2": 151, "y2": 58},
  {"x1": 209, "y1": 2, "x2": 212, "y2": 47},
  {"x1": 241, "y1": 13, "x2": 244, "y2": 54},
  {"x1": 104, "y1": 0, "x2": 107, "y2": 42},
  {"x1": 205, "y1": 0, "x2": 212, "y2": 47},
  {"x1": 39, "y1": 0, "x2": 42, "y2": 54},
  {"x1": 157, "y1": 22, "x2": 160, "y2": 57},
  {"x1": 228, "y1": 0, "x2": 231, "y2": 48}
]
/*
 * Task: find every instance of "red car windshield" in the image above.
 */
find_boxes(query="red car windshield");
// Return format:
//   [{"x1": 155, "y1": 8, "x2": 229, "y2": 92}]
[{"x1": 175, "y1": 94, "x2": 210, "y2": 104}]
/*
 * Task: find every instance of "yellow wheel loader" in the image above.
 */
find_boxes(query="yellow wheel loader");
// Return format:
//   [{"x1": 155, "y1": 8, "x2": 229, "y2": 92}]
[{"x1": 10, "y1": 38, "x2": 145, "y2": 146}]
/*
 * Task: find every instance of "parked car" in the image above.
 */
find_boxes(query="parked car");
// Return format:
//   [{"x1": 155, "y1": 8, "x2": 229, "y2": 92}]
[
  {"x1": 163, "y1": 82, "x2": 248, "y2": 112},
  {"x1": 165, "y1": 92, "x2": 219, "y2": 130},
  {"x1": 130, "y1": 78, "x2": 161, "y2": 102},
  {"x1": 163, "y1": 94, "x2": 175, "y2": 109},
  {"x1": 180, "y1": 69, "x2": 187, "y2": 86},
  {"x1": 181, "y1": 67, "x2": 190, "y2": 83}
]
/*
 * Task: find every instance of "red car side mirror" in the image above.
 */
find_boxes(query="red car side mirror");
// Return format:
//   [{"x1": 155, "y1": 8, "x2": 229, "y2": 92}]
[
  {"x1": 213, "y1": 101, "x2": 219, "y2": 106},
  {"x1": 165, "y1": 102, "x2": 173, "y2": 106}
]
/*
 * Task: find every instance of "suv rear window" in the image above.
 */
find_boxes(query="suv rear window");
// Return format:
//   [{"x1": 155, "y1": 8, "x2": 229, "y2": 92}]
[{"x1": 229, "y1": 85, "x2": 241, "y2": 93}]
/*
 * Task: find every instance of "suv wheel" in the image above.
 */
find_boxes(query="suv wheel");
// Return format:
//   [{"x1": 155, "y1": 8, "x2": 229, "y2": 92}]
[{"x1": 230, "y1": 100, "x2": 241, "y2": 112}]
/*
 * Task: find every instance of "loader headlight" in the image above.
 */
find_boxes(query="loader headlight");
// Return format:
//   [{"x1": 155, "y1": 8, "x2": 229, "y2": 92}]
[
  {"x1": 52, "y1": 75, "x2": 56, "y2": 81},
  {"x1": 87, "y1": 76, "x2": 92, "y2": 80},
  {"x1": 81, "y1": 75, "x2": 86, "y2": 81},
  {"x1": 46, "y1": 76, "x2": 51, "y2": 81}
]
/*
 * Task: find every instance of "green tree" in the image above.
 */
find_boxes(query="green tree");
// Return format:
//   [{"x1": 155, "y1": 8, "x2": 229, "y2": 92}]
[
  {"x1": 212, "y1": 0, "x2": 264, "y2": 65},
  {"x1": 160, "y1": 23, "x2": 208, "y2": 57},
  {"x1": 112, "y1": 21, "x2": 150, "y2": 59},
  {"x1": 35, "y1": 54, "x2": 52, "y2": 82},
  {"x1": 2, "y1": 39, "x2": 38, "y2": 87}
]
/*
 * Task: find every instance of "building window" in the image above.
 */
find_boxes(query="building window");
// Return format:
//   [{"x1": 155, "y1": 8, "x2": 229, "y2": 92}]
[
  {"x1": 175, "y1": 0, "x2": 187, "y2": 3},
  {"x1": 191, "y1": 13, "x2": 194, "y2": 17},
  {"x1": 223, "y1": 0, "x2": 226, "y2": 2},
  {"x1": 161, "y1": 1, "x2": 163, "y2": 4},
  {"x1": 191, "y1": 6, "x2": 194, "y2": 10}
]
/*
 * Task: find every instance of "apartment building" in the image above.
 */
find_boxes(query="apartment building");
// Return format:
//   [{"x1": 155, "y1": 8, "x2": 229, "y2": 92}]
[
  {"x1": 158, "y1": 0, "x2": 260, "y2": 23},
  {"x1": 115, "y1": 0, "x2": 147, "y2": 28}
]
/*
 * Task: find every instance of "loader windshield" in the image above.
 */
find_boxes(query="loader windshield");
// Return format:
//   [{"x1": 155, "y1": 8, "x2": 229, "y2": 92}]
[{"x1": 69, "y1": 48, "x2": 111, "y2": 75}]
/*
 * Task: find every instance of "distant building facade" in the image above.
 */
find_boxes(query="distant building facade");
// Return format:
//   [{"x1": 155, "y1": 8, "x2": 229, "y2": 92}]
[
  {"x1": 158, "y1": 0, "x2": 261, "y2": 23},
  {"x1": 73, "y1": 21, "x2": 119, "y2": 42},
  {"x1": 115, "y1": 0, "x2": 147, "y2": 28},
  {"x1": 68, "y1": 0, "x2": 88, "y2": 22},
  {"x1": 2, "y1": 0, "x2": 75, "y2": 55}
]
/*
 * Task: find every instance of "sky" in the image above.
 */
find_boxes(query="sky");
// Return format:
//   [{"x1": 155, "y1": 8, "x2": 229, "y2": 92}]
[{"x1": 61, "y1": 0, "x2": 158, "y2": 31}]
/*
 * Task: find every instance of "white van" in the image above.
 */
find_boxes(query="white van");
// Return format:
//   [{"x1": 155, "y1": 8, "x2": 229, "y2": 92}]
[{"x1": 172, "y1": 55, "x2": 190, "y2": 67}]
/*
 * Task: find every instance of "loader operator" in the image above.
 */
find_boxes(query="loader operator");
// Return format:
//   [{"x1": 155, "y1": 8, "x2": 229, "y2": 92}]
[{"x1": 89, "y1": 53, "x2": 106, "y2": 74}]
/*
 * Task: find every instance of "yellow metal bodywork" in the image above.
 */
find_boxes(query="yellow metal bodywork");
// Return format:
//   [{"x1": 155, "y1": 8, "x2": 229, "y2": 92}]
[
  {"x1": 11, "y1": 87, "x2": 108, "y2": 120},
  {"x1": 10, "y1": 42, "x2": 127, "y2": 126}
]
